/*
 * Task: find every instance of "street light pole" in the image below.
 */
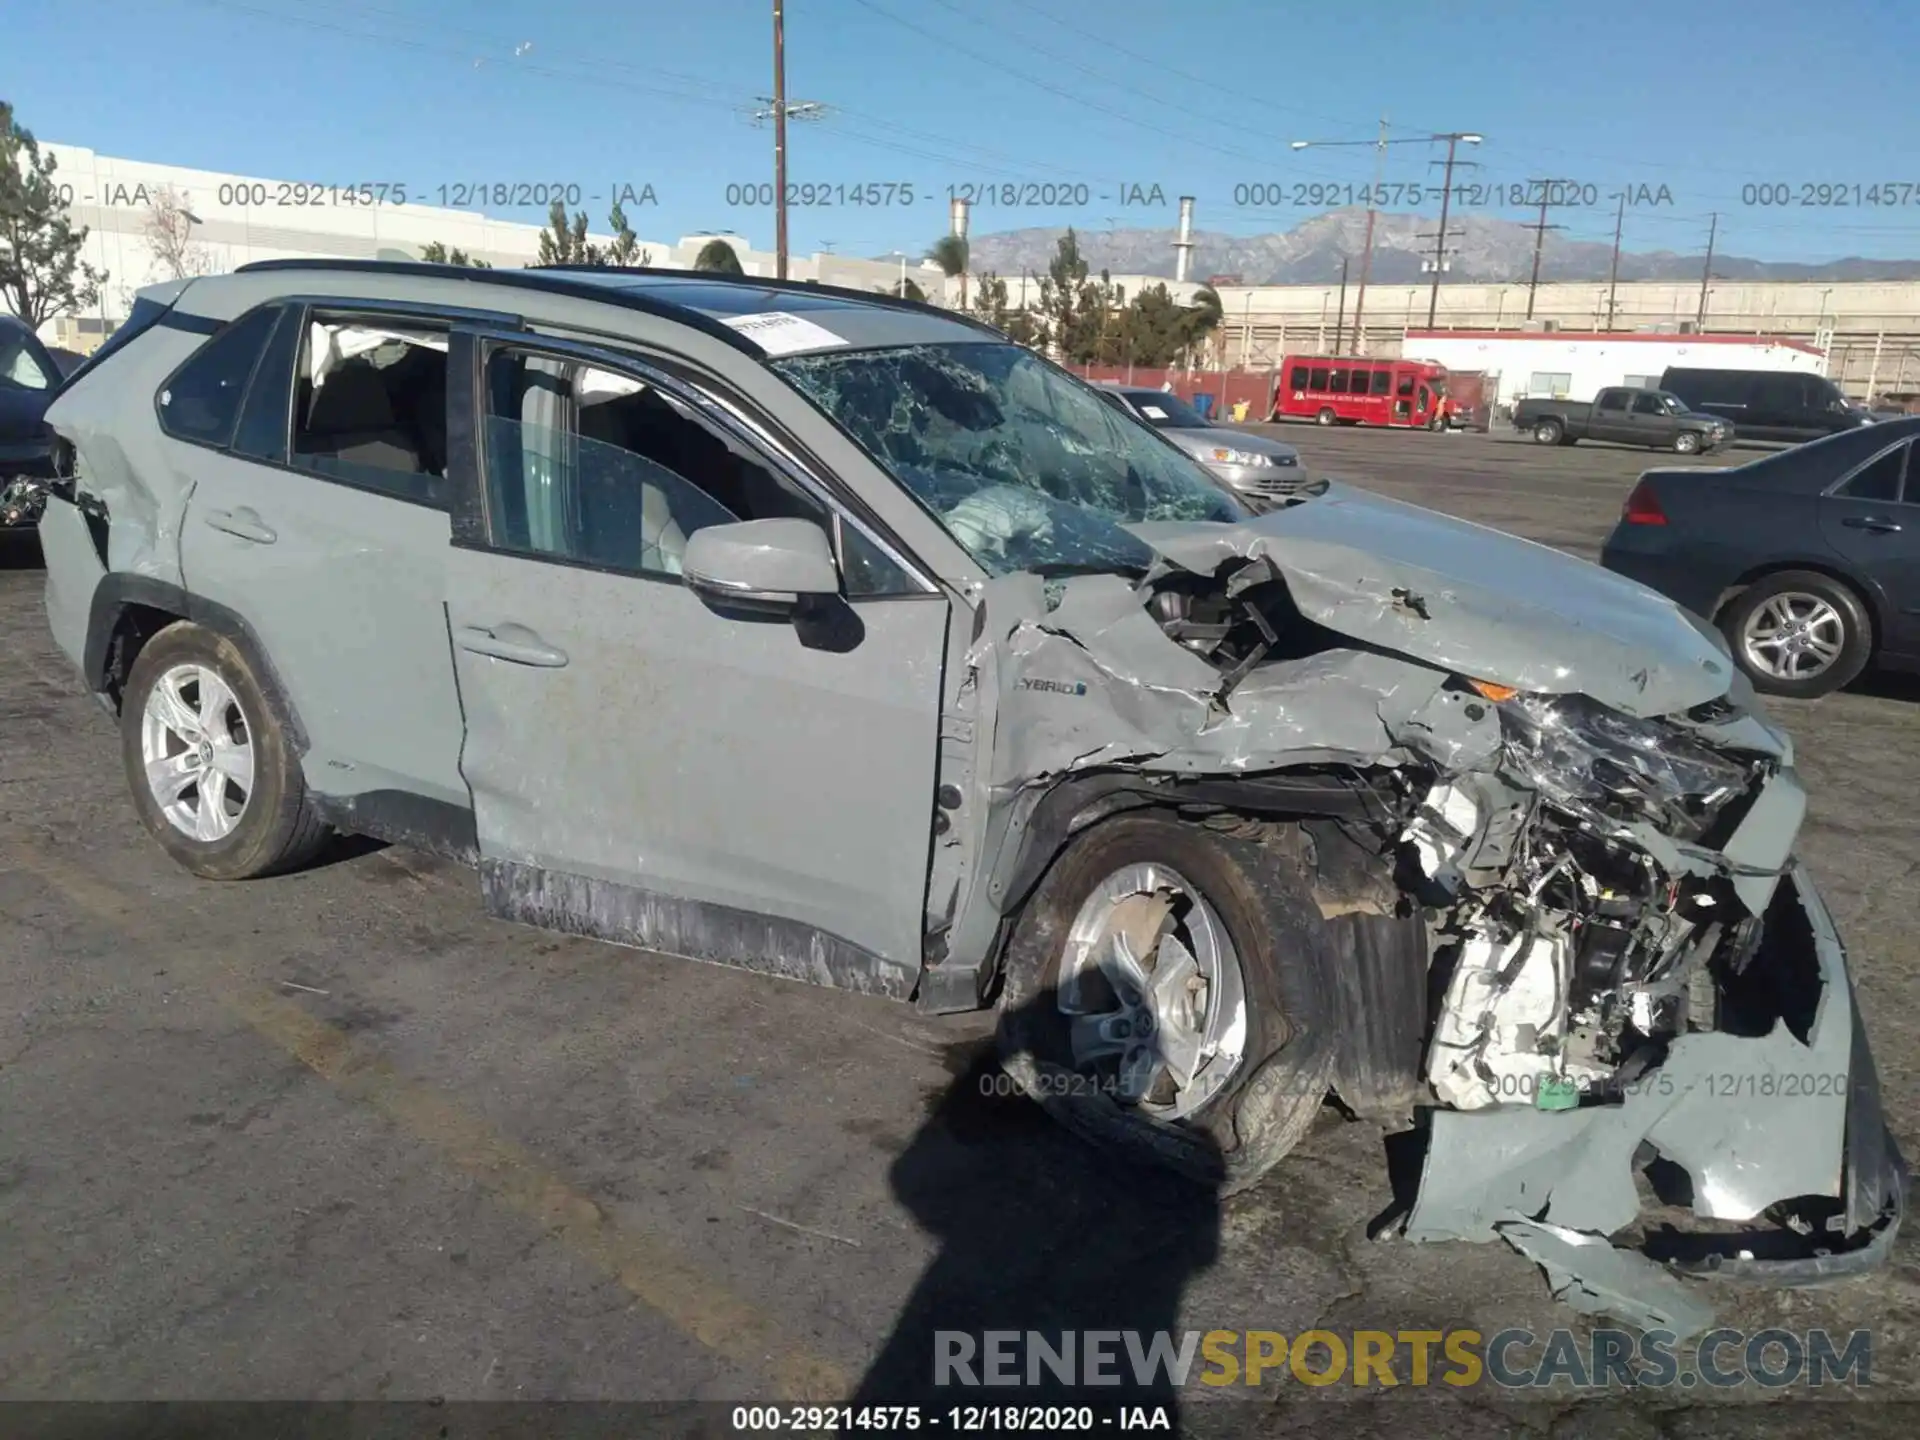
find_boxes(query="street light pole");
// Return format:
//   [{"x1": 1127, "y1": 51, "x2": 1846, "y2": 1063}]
[
  {"x1": 1696, "y1": 212, "x2": 1718, "y2": 330},
  {"x1": 772, "y1": 0, "x2": 788, "y2": 280},
  {"x1": 1351, "y1": 115, "x2": 1387, "y2": 355}
]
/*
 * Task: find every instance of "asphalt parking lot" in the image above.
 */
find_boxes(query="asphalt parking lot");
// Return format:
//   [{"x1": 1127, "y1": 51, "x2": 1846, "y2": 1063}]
[{"x1": 3, "y1": 424, "x2": 1918, "y2": 1435}]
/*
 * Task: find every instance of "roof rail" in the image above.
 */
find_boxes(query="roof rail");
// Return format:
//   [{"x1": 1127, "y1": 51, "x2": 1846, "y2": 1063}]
[
  {"x1": 527, "y1": 263, "x2": 1009, "y2": 339},
  {"x1": 231, "y1": 258, "x2": 764, "y2": 356}
]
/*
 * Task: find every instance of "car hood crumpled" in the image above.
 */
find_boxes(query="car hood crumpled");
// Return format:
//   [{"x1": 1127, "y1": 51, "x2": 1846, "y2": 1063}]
[{"x1": 1130, "y1": 480, "x2": 1736, "y2": 718}]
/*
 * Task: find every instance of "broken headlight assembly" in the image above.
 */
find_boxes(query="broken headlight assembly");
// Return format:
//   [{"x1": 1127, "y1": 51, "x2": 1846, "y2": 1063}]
[{"x1": 1496, "y1": 692, "x2": 1757, "y2": 841}]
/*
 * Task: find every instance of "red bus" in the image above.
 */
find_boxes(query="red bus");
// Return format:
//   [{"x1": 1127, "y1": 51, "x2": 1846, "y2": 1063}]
[{"x1": 1271, "y1": 355, "x2": 1449, "y2": 429}]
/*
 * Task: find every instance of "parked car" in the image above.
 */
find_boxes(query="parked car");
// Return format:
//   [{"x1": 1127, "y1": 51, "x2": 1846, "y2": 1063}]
[
  {"x1": 1092, "y1": 384, "x2": 1306, "y2": 508},
  {"x1": 1601, "y1": 416, "x2": 1920, "y2": 697},
  {"x1": 37, "y1": 262, "x2": 1902, "y2": 1312},
  {"x1": 1659, "y1": 367, "x2": 1864, "y2": 445},
  {"x1": 1, "y1": 314, "x2": 76, "y2": 531},
  {"x1": 1514, "y1": 387, "x2": 1732, "y2": 454}
]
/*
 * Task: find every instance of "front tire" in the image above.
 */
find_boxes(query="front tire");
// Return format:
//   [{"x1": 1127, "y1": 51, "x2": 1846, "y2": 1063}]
[
  {"x1": 996, "y1": 813, "x2": 1337, "y2": 1193},
  {"x1": 1674, "y1": 431, "x2": 1702, "y2": 455},
  {"x1": 1718, "y1": 570, "x2": 1872, "y2": 699},
  {"x1": 1532, "y1": 419, "x2": 1563, "y2": 444},
  {"x1": 121, "y1": 621, "x2": 332, "y2": 879}
]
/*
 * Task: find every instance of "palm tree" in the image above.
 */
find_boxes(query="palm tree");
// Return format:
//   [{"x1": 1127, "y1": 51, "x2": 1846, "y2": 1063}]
[
  {"x1": 927, "y1": 233, "x2": 969, "y2": 308},
  {"x1": 693, "y1": 239, "x2": 745, "y2": 275},
  {"x1": 892, "y1": 277, "x2": 927, "y2": 303},
  {"x1": 1181, "y1": 283, "x2": 1224, "y2": 367}
]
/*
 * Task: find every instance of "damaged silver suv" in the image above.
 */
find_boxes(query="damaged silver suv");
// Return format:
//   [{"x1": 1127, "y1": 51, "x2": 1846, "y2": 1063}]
[{"x1": 39, "y1": 262, "x2": 1904, "y2": 1327}]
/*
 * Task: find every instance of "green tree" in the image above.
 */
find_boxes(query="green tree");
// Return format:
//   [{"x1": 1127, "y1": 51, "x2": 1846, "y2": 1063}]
[
  {"x1": 604, "y1": 201, "x2": 649, "y2": 266},
  {"x1": 535, "y1": 199, "x2": 595, "y2": 266},
  {"x1": 693, "y1": 239, "x2": 744, "y2": 274},
  {"x1": 970, "y1": 271, "x2": 1039, "y2": 347},
  {"x1": 1110, "y1": 282, "x2": 1226, "y2": 368},
  {"x1": 0, "y1": 100, "x2": 106, "y2": 328},
  {"x1": 926, "y1": 233, "x2": 969, "y2": 305},
  {"x1": 891, "y1": 276, "x2": 927, "y2": 302},
  {"x1": 419, "y1": 240, "x2": 492, "y2": 268},
  {"x1": 1033, "y1": 229, "x2": 1105, "y2": 363}
]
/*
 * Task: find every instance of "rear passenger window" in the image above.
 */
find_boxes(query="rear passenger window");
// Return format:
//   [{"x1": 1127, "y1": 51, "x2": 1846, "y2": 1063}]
[
  {"x1": 156, "y1": 306, "x2": 280, "y2": 447},
  {"x1": 1836, "y1": 445, "x2": 1906, "y2": 503},
  {"x1": 1370, "y1": 370, "x2": 1391, "y2": 396},
  {"x1": 291, "y1": 314, "x2": 450, "y2": 505},
  {"x1": 1309, "y1": 366, "x2": 1329, "y2": 391},
  {"x1": 481, "y1": 348, "x2": 818, "y2": 582}
]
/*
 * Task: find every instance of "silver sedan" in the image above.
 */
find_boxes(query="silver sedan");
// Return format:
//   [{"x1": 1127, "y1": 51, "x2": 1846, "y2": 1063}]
[{"x1": 1094, "y1": 384, "x2": 1306, "y2": 507}]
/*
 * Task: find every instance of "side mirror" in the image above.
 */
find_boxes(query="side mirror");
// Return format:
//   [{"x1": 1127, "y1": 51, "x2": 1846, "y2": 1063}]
[{"x1": 681, "y1": 517, "x2": 841, "y2": 610}]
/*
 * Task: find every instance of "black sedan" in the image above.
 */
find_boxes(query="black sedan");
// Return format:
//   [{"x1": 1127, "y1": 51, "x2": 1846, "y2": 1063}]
[{"x1": 1601, "y1": 416, "x2": 1920, "y2": 698}]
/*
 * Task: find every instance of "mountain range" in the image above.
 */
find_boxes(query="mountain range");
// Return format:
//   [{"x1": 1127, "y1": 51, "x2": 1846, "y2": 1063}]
[{"x1": 959, "y1": 209, "x2": 1920, "y2": 286}]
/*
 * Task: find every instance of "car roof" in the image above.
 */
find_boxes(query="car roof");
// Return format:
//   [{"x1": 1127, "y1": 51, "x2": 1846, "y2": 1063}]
[{"x1": 231, "y1": 259, "x2": 1000, "y2": 358}]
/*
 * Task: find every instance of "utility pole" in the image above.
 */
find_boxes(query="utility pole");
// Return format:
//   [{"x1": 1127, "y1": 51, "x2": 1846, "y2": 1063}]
[
  {"x1": 1333, "y1": 257, "x2": 1349, "y2": 357},
  {"x1": 772, "y1": 0, "x2": 789, "y2": 279},
  {"x1": 1696, "y1": 212, "x2": 1718, "y2": 330},
  {"x1": 1425, "y1": 132, "x2": 1482, "y2": 328},
  {"x1": 1605, "y1": 191, "x2": 1625, "y2": 331},
  {"x1": 1521, "y1": 182, "x2": 1564, "y2": 319},
  {"x1": 1350, "y1": 114, "x2": 1388, "y2": 354}
]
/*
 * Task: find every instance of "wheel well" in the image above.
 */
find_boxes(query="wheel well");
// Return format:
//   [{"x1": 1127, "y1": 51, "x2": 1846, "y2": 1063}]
[
  {"x1": 1713, "y1": 562, "x2": 1880, "y2": 652},
  {"x1": 101, "y1": 602, "x2": 184, "y2": 711}
]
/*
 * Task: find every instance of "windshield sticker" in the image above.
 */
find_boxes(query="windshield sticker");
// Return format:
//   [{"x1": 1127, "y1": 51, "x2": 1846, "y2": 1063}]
[
  {"x1": 1141, "y1": 404, "x2": 1169, "y2": 419},
  {"x1": 723, "y1": 311, "x2": 849, "y2": 356}
]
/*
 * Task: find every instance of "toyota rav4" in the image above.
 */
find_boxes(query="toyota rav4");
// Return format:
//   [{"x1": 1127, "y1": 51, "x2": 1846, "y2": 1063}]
[{"x1": 37, "y1": 262, "x2": 1905, "y2": 1332}]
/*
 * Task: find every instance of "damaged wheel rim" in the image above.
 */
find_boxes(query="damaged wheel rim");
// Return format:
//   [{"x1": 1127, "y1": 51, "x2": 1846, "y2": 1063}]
[
  {"x1": 1740, "y1": 593, "x2": 1845, "y2": 682},
  {"x1": 140, "y1": 663, "x2": 254, "y2": 842},
  {"x1": 1057, "y1": 863, "x2": 1248, "y2": 1121}
]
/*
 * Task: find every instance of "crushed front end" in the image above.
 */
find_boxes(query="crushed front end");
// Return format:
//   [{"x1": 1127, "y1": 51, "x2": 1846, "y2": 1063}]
[
  {"x1": 945, "y1": 485, "x2": 1905, "y2": 1335},
  {"x1": 1398, "y1": 687, "x2": 1906, "y2": 1332}
]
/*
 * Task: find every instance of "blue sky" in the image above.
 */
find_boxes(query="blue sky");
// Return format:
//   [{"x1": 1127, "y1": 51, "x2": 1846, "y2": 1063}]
[{"x1": 10, "y1": 0, "x2": 1920, "y2": 263}]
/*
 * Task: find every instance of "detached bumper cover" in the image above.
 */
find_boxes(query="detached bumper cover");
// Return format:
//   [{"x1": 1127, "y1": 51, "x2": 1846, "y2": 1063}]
[{"x1": 1404, "y1": 863, "x2": 1906, "y2": 1336}]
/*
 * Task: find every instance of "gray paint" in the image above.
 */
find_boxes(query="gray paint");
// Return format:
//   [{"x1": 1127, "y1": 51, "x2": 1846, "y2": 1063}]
[
  {"x1": 1133, "y1": 481, "x2": 1737, "y2": 717},
  {"x1": 1496, "y1": 1220, "x2": 1718, "y2": 1339}
]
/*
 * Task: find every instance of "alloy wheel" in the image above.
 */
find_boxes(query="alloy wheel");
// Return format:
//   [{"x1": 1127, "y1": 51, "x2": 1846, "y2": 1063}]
[
  {"x1": 140, "y1": 663, "x2": 255, "y2": 841},
  {"x1": 1740, "y1": 592, "x2": 1846, "y2": 682},
  {"x1": 1056, "y1": 862, "x2": 1249, "y2": 1120}
]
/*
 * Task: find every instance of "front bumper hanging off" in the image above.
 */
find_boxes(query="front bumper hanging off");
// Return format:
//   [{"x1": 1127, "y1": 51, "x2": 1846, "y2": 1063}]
[{"x1": 1403, "y1": 864, "x2": 1907, "y2": 1335}]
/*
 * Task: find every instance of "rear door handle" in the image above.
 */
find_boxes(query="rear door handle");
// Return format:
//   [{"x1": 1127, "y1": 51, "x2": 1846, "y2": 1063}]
[
  {"x1": 1840, "y1": 515, "x2": 1903, "y2": 533},
  {"x1": 202, "y1": 506, "x2": 277, "y2": 544},
  {"x1": 454, "y1": 623, "x2": 569, "y2": 668}
]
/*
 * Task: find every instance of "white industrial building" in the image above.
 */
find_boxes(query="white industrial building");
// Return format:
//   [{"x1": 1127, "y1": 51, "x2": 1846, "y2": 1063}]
[
  {"x1": 1397, "y1": 331, "x2": 1828, "y2": 407},
  {"x1": 35, "y1": 141, "x2": 946, "y2": 350}
]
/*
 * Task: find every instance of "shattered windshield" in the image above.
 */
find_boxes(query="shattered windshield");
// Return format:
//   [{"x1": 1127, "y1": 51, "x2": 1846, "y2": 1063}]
[{"x1": 773, "y1": 342, "x2": 1243, "y2": 576}]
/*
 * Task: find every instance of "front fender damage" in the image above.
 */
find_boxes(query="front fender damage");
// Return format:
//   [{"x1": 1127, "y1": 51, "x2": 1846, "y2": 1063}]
[{"x1": 939, "y1": 524, "x2": 1903, "y2": 1338}]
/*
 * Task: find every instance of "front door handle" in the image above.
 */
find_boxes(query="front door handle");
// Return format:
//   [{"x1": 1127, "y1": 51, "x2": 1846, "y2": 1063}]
[
  {"x1": 454, "y1": 623, "x2": 569, "y2": 668},
  {"x1": 1840, "y1": 515, "x2": 1903, "y2": 533},
  {"x1": 203, "y1": 506, "x2": 277, "y2": 544}
]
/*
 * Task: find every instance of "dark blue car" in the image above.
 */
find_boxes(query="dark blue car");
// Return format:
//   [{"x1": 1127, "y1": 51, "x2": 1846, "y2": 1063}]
[{"x1": 2, "y1": 314, "x2": 83, "y2": 529}]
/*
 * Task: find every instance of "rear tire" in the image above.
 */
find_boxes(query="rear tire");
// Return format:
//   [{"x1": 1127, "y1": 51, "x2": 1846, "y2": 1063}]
[
  {"x1": 1316, "y1": 407, "x2": 1337, "y2": 426},
  {"x1": 1532, "y1": 419, "x2": 1563, "y2": 444},
  {"x1": 996, "y1": 813, "x2": 1337, "y2": 1194},
  {"x1": 1718, "y1": 570, "x2": 1872, "y2": 699},
  {"x1": 120, "y1": 621, "x2": 332, "y2": 879}
]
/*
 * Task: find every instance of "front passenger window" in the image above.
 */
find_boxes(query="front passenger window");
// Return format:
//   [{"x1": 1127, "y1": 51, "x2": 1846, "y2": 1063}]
[{"x1": 482, "y1": 349, "x2": 811, "y2": 579}]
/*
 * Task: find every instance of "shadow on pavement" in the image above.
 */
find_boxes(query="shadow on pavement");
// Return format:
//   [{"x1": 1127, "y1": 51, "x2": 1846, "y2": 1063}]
[{"x1": 848, "y1": 993, "x2": 1222, "y2": 1428}]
